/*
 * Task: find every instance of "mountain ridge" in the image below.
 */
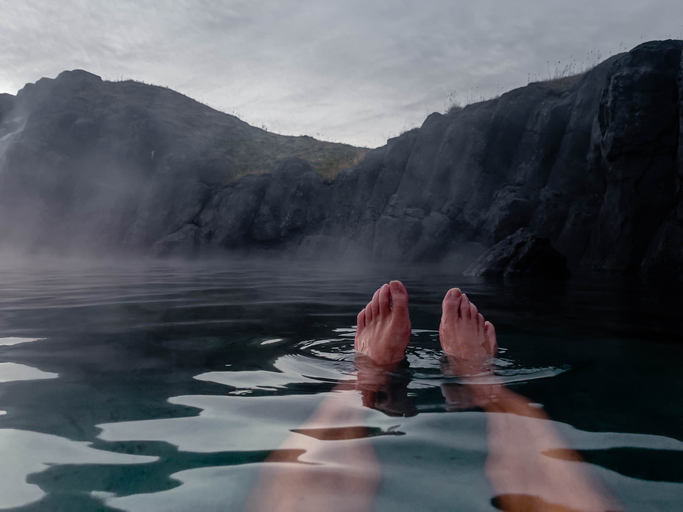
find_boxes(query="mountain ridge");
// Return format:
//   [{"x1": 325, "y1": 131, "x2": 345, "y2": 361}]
[{"x1": 1, "y1": 40, "x2": 682, "y2": 279}]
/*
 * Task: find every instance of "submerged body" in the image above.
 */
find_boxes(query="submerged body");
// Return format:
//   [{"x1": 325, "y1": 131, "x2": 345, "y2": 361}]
[
  {"x1": 249, "y1": 280, "x2": 622, "y2": 512},
  {"x1": 0, "y1": 261, "x2": 679, "y2": 511}
]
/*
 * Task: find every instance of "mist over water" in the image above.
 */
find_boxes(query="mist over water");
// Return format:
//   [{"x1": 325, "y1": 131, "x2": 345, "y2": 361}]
[{"x1": 0, "y1": 258, "x2": 681, "y2": 511}]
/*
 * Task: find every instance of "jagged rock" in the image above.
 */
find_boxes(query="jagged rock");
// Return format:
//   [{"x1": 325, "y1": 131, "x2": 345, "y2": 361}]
[
  {"x1": 196, "y1": 174, "x2": 272, "y2": 249},
  {"x1": 250, "y1": 158, "x2": 326, "y2": 242},
  {"x1": 0, "y1": 69, "x2": 360, "y2": 256},
  {"x1": 464, "y1": 229, "x2": 570, "y2": 277},
  {"x1": 580, "y1": 40, "x2": 683, "y2": 274}
]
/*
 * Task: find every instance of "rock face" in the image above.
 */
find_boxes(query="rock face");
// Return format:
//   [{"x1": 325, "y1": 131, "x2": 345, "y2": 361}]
[
  {"x1": 0, "y1": 40, "x2": 682, "y2": 279},
  {"x1": 0, "y1": 71, "x2": 362, "y2": 255},
  {"x1": 464, "y1": 229, "x2": 570, "y2": 278}
]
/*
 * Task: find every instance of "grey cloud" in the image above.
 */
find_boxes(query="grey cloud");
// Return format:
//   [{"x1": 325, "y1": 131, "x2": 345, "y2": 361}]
[{"x1": 1, "y1": 0, "x2": 682, "y2": 147}]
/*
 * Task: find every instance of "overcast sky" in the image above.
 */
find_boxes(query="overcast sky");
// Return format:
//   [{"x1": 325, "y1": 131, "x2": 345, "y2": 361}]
[{"x1": 1, "y1": 1, "x2": 682, "y2": 147}]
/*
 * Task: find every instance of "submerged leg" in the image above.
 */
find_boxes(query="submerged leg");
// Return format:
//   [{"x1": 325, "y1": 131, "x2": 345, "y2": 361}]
[
  {"x1": 244, "y1": 387, "x2": 381, "y2": 512},
  {"x1": 247, "y1": 281, "x2": 412, "y2": 512},
  {"x1": 439, "y1": 289, "x2": 622, "y2": 512}
]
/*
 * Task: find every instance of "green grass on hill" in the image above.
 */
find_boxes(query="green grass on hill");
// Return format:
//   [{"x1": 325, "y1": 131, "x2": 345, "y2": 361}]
[
  {"x1": 89, "y1": 77, "x2": 370, "y2": 185},
  {"x1": 213, "y1": 133, "x2": 370, "y2": 184}
]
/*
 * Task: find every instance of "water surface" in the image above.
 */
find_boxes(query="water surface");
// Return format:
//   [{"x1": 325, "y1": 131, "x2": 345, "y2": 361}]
[{"x1": 0, "y1": 259, "x2": 681, "y2": 511}]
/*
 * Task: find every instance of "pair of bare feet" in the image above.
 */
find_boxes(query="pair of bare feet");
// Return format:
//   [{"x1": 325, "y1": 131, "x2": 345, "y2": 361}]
[
  {"x1": 354, "y1": 280, "x2": 497, "y2": 371},
  {"x1": 250, "y1": 281, "x2": 621, "y2": 512},
  {"x1": 354, "y1": 281, "x2": 622, "y2": 512}
]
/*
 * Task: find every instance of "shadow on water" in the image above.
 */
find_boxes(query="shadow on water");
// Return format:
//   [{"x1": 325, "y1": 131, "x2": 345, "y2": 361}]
[{"x1": 0, "y1": 259, "x2": 681, "y2": 510}]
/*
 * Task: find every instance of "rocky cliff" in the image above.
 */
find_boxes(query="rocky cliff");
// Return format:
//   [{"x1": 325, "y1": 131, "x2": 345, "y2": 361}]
[
  {"x1": 0, "y1": 40, "x2": 681, "y2": 279},
  {"x1": 0, "y1": 71, "x2": 363, "y2": 255}
]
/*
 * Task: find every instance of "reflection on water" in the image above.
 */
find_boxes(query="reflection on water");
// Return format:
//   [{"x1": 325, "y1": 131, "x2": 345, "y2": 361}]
[
  {"x1": 0, "y1": 429, "x2": 157, "y2": 509},
  {"x1": 0, "y1": 338, "x2": 44, "y2": 347},
  {"x1": 0, "y1": 363, "x2": 58, "y2": 383},
  {"x1": 0, "y1": 259, "x2": 681, "y2": 511}
]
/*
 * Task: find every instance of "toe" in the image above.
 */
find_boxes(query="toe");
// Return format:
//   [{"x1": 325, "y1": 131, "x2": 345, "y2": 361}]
[
  {"x1": 365, "y1": 301, "x2": 373, "y2": 322},
  {"x1": 445, "y1": 287, "x2": 462, "y2": 302},
  {"x1": 371, "y1": 288, "x2": 380, "y2": 319},
  {"x1": 460, "y1": 294, "x2": 471, "y2": 319},
  {"x1": 470, "y1": 302, "x2": 478, "y2": 322},
  {"x1": 379, "y1": 284, "x2": 391, "y2": 317},
  {"x1": 355, "y1": 310, "x2": 365, "y2": 350},
  {"x1": 357, "y1": 309, "x2": 366, "y2": 330},
  {"x1": 448, "y1": 287, "x2": 462, "y2": 299},
  {"x1": 442, "y1": 287, "x2": 462, "y2": 320},
  {"x1": 484, "y1": 321, "x2": 498, "y2": 355},
  {"x1": 389, "y1": 280, "x2": 409, "y2": 313}
]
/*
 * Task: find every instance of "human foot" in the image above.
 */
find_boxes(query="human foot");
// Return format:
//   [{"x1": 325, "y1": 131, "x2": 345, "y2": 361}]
[
  {"x1": 439, "y1": 288, "x2": 497, "y2": 374},
  {"x1": 354, "y1": 281, "x2": 411, "y2": 367}
]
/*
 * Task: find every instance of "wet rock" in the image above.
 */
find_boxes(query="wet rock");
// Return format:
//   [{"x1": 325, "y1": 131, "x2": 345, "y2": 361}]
[{"x1": 464, "y1": 229, "x2": 570, "y2": 278}]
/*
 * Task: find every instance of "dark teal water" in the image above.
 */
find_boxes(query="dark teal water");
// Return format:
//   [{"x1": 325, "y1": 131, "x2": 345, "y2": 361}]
[{"x1": 0, "y1": 259, "x2": 681, "y2": 511}]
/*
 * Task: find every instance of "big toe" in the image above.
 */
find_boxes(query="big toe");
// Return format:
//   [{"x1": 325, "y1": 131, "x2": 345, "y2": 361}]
[{"x1": 442, "y1": 288, "x2": 462, "y2": 319}]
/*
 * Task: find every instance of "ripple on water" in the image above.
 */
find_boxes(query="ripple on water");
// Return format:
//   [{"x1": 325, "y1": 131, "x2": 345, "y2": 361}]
[
  {"x1": 296, "y1": 330, "x2": 570, "y2": 389},
  {"x1": 297, "y1": 338, "x2": 356, "y2": 362},
  {"x1": 195, "y1": 353, "x2": 353, "y2": 395}
]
